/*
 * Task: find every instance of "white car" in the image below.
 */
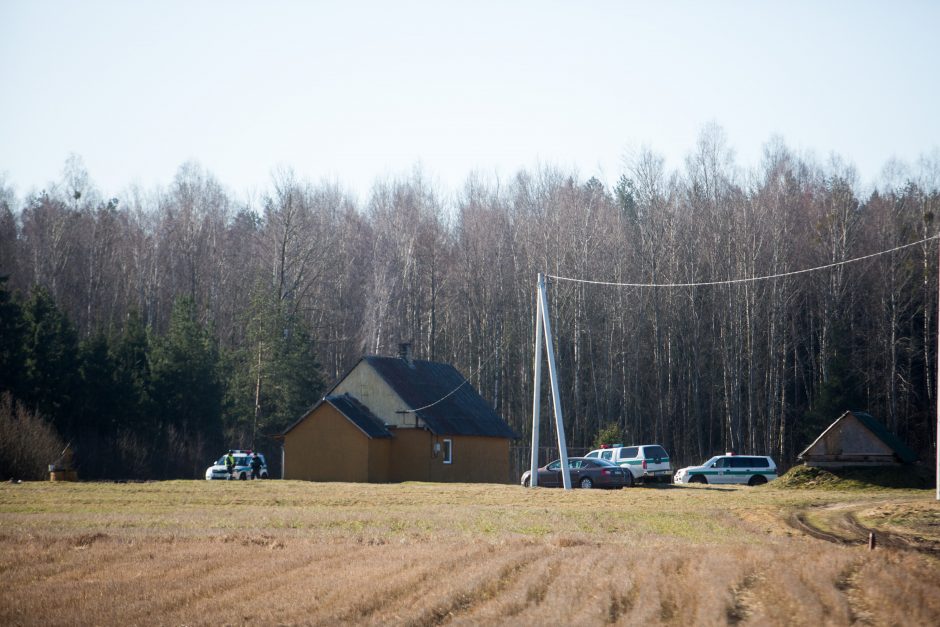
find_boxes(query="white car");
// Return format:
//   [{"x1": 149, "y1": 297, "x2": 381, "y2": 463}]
[
  {"x1": 674, "y1": 455, "x2": 777, "y2": 486},
  {"x1": 584, "y1": 444, "x2": 672, "y2": 484},
  {"x1": 205, "y1": 451, "x2": 268, "y2": 480}
]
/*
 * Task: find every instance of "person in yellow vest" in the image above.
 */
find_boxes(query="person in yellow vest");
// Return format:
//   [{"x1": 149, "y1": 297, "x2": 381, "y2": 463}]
[{"x1": 224, "y1": 450, "x2": 236, "y2": 480}]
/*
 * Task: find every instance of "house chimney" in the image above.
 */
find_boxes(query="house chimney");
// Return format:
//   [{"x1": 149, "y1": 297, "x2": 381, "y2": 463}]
[{"x1": 398, "y1": 342, "x2": 413, "y2": 366}]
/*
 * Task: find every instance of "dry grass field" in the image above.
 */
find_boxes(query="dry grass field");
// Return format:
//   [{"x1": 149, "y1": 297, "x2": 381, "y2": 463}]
[{"x1": 1, "y1": 479, "x2": 938, "y2": 626}]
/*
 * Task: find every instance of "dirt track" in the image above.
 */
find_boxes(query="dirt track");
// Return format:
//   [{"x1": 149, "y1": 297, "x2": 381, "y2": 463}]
[{"x1": 788, "y1": 499, "x2": 940, "y2": 556}]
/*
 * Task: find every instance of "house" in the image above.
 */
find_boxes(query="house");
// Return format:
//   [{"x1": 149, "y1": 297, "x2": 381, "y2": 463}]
[
  {"x1": 798, "y1": 410, "x2": 918, "y2": 467},
  {"x1": 280, "y1": 344, "x2": 518, "y2": 483}
]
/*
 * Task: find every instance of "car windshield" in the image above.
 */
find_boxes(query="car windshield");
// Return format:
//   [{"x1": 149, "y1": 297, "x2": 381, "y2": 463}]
[{"x1": 701, "y1": 456, "x2": 721, "y2": 467}]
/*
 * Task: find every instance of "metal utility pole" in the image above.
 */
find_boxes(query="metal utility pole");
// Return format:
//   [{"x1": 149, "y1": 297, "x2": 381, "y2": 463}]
[
  {"x1": 936, "y1": 240, "x2": 939, "y2": 501},
  {"x1": 529, "y1": 286, "x2": 543, "y2": 486},
  {"x1": 529, "y1": 273, "x2": 572, "y2": 490}
]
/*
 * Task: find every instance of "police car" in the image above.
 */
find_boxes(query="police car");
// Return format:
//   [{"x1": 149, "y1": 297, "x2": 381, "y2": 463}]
[
  {"x1": 205, "y1": 450, "x2": 268, "y2": 480},
  {"x1": 674, "y1": 454, "x2": 777, "y2": 486},
  {"x1": 583, "y1": 444, "x2": 672, "y2": 485}
]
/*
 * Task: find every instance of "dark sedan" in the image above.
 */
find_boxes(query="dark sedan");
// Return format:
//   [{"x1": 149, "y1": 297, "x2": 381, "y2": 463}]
[{"x1": 520, "y1": 457, "x2": 631, "y2": 489}]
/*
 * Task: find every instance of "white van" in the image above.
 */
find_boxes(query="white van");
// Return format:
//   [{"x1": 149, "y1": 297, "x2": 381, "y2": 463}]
[
  {"x1": 584, "y1": 444, "x2": 672, "y2": 485},
  {"x1": 674, "y1": 455, "x2": 777, "y2": 486}
]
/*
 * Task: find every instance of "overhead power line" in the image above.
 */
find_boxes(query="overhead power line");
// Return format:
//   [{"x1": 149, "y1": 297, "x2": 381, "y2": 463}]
[
  {"x1": 402, "y1": 345, "x2": 503, "y2": 414},
  {"x1": 548, "y1": 235, "x2": 940, "y2": 288}
]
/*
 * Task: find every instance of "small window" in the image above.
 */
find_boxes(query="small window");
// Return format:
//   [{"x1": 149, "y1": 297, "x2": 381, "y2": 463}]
[
  {"x1": 715, "y1": 457, "x2": 731, "y2": 468},
  {"x1": 621, "y1": 447, "x2": 639, "y2": 458},
  {"x1": 731, "y1": 457, "x2": 750, "y2": 468},
  {"x1": 601, "y1": 450, "x2": 613, "y2": 460},
  {"x1": 442, "y1": 439, "x2": 453, "y2": 464}
]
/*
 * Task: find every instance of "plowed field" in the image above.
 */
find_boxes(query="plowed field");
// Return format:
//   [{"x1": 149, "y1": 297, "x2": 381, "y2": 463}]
[{"x1": 1, "y1": 480, "x2": 938, "y2": 625}]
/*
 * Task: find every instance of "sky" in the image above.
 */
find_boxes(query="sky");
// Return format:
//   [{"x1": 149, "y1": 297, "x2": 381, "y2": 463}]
[{"x1": 1, "y1": 0, "x2": 938, "y2": 203}]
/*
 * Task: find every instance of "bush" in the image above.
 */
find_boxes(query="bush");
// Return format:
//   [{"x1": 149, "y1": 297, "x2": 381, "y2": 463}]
[
  {"x1": 775, "y1": 463, "x2": 934, "y2": 490},
  {"x1": 593, "y1": 422, "x2": 625, "y2": 449},
  {"x1": 0, "y1": 393, "x2": 67, "y2": 480}
]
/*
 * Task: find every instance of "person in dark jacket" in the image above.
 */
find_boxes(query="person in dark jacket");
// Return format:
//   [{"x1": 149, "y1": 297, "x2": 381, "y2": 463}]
[{"x1": 250, "y1": 452, "x2": 263, "y2": 480}]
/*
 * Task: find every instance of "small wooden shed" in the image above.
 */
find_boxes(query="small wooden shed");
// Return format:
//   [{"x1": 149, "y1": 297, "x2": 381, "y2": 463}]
[
  {"x1": 281, "y1": 345, "x2": 517, "y2": 483},
  {"x1": 798, "y1": 410, "x2": 918, "y2": 467}
]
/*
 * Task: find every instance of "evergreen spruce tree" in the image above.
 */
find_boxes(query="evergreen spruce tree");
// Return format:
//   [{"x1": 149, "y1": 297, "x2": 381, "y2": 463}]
[
  {"x1": 222, "y1": 287, "x2": 324, "y2": 473},
  {"x1": 0, "y1": 276, "x2": 26, "y2": 398},
  {"x1": 21, "y1": 287, "x2": 79, "y2": 435},
  {"x1": 150, "y1": 297, "x2": 223, "y2": 478}
]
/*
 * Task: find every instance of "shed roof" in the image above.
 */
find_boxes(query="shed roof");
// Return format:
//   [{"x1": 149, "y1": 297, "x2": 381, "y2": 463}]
[
  {"x1": 282, "y1": 393, "x2": 393, "y2": 439},
  {"x1": 359, "y1": 355, "x2": 518, "y2": 439},
  {"x1": 799, "y1": 410, "x2": 918, "y2": 463},
  {"x1": 326, "y1": 393, "x2": 394, "y2": 439}
]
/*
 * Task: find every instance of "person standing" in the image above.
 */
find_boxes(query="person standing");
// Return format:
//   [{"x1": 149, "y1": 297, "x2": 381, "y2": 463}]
[
  {"x1": 250, "y1": 452, "x2": 262, "y2": 480},
  {"x1": 225, "y1": 450, "x2": 236, "y2": 480}
]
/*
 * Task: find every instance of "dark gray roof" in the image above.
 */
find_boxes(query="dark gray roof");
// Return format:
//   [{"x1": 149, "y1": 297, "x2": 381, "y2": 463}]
[
  {"x1": 281, "y1": 393, "x2": 392, "y2": 439},
  {"x1": 362, "y1": 356, "x2": 518, "y2": 439},
  {"x1": 325, "y1": 393, "x2": 393, "y2": 439},
  {"x1": 849, "y1": 411, "x2": 918, "y2": 463}
]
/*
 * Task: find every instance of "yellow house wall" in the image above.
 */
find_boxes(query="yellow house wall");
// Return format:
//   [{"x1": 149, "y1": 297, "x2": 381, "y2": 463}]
[
  {"x1": 283, "y1": 404, "x2": 370, "y2": 482},
  {"x1": 388, "y1": 428, "x2": 432, "y2": 481},
  {"x1": 367, "y1": 438, "x2": 391, "y2": 482},
  {"x1": 427, "y1": 435, "x2": 511, "y2": 483},
  {"x1": 385, "y1": 431, "x2": 512, "y2": 483},
  {"x1": 332, "y1": 361, "x2": 417, "y2": 428}
]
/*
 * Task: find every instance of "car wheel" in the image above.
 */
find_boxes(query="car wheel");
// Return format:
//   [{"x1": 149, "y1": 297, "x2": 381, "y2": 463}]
[
  {"x1": 689, "y1": 475, "x2": 707, "y2": 484},
  {"x1": 261, "y1": 473, "x2": 269, "y2": 479},
  {"x1": 748, "y1": 475, "x2": 767, "y2": 486},
  {"x1": 579, "y1": 477, "x2": 594, "y2": 489},
  {"x1": 522, "y1": 476, "x2": 531, "y2": 488},
  {"x1": 239, "y1": 472, "x2": 247, "y2": 480},
  {"x1": 623, "y1": 473, "x2": 634, "y2": 488}
]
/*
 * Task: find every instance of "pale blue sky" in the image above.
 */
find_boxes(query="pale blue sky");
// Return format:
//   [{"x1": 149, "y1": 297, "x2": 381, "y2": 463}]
[{"x1": 1, "y1": 1, "x2": 938, "y2": 202}]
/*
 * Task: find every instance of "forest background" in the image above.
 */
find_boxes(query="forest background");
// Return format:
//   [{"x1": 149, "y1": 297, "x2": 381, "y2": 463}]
[{"x1": 1, "y1": 126, "x2": 939, "y2": 480}]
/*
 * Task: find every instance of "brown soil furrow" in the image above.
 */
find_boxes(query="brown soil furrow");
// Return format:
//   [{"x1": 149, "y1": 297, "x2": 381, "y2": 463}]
[
  {"x1": 504, "y1": 542, "x2": 634, "y2": 625},
  {"x1": 405, "y1": 545, "x2": 544, "y2": 626},
  {"x1": 302, "y1": 545, "x2": 500, "y2": 625},
  {"x1": 157, "y1": 542, "x2": 351, "y2": 621},
  {"x1": 322, "y1": 543, "x2": 501, "y2": 625},
  {"x1": 444, "y1": 551, "x2": 559, "y2": 624},
  {"x1": 726, "y1": 571, "x2": 761, "y2": 625},
  {"x1": 227, "y1": 541, "x2": 466, "y2": 624},
  {"x1": 161, "y1": 542, "x2": 374, "y2": 624},
  {"x1": 4, "y1": 534, "x2": 148, "y2": 589},
  {"x1": 834, "y1": 559, "x2": 873, "y2": 626}
]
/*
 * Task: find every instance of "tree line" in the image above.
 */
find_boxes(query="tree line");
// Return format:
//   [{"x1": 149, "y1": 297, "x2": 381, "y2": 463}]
[{"x1": 1, "y1": 128, "x2": 938, "y2": 478}]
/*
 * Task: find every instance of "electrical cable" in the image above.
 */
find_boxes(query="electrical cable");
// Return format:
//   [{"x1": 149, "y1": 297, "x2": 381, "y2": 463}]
[
  {"x1": 547, "y1": 234, "x2": 939, "y2": 288},
  {"x1": 403, "y1": 235, "x2": 940, "y2": 415},
  {"x1": 403, "y1": 345, "x2": 504, "y2": 414}
]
